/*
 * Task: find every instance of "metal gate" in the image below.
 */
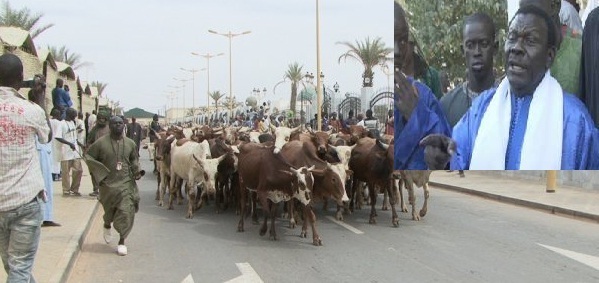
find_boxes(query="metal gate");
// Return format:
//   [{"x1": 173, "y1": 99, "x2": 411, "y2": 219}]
[
  {"x1": 369, "y1": 87, "x2": 393, "y2": 130},
  {"x1": 337, "y1": 93, "x2": 361, "y2": 121}
]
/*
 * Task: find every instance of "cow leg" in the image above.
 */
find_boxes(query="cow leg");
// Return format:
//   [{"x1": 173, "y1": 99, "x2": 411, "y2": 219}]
[
  {"x1": 269, "y1": 201, "x2": 278, "y2": 241},
  {"x1": 288, "y1": 200, "x2": 296, "y2": 229},
  {"x1": 304, "y1": 205, "x2": 322, "y2": 246},
  {"x1": 397, "y1": 178, "x2": 408, "y2": 213},
  {"x1": 420, "y1": 182, "x2": 430, "y2": 218},
  {"x1": 237, "y1": 179, "x2": 246, "y2": 232},
  {"x1": 155, "y1": 172, "x2": 161, "y2": 201},
  {"x1": 322, "y1": 199, "x2": 328, "y2": 211},
  {"x1": 177, "y1": 182, "x2": 184, "y2": 205},
  {"x1": 251, "y1": 192, "x2": 259, "y2": 224},
  {"x1": 381, "y1": 187, "x2": 389, "y2": 211},
  {"x1": 335, "y1": 203, "x2": 344, "y2": 221},
  {"x1": 167, "y1": 174, "x2": 177, "y2": 210},
  {"x1": 186, "y1": 182, "x2": 197, "y2": 219},
  {"x1": 349, "y1": 177, "x2": 358, "y2": 212},
  {"x1": 368, "y1": 182, "x2": 378, "y2": 224},
  {"x1": 405, "y1": 179, "x2": 419, "y2": 221},
  {"x1": 388, "y1": 178, "x2": 399, "y2": 227},
  {"x1": 258, "y1": 192, "x2": 269, "y2": 237}
]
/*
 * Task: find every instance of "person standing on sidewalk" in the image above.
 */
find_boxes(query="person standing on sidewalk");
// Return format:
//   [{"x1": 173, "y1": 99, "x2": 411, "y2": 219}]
[
  {"x1": 51, "y1": 78, "x2": 72, "y2": 120},
  {"x1": 55, "y1": 108, "x2": 84, "y2": 196},
  {"x1": 49, "y1": 108, "x2": 63, "y2": 181},
  {"x1": 87, "y1": 111, "x2": 111, "y2": 197},
  {"x1": 85, "y1": 116, "x2": 143, "y2": 256},
  {"x1": 0, "y1": 54, "x2": 51, "y2": 282},
  {"x1": 440, "y1": 12, "x2": 499, "y2": 178}
]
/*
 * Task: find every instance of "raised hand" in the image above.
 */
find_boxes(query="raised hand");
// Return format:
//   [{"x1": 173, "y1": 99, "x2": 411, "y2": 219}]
[
  {"x1": 394, "y1": 69, "x2": 419, "y2": 121},
  {"x1": 419, "y1": 134, "x2": 456, "y2": 170}
]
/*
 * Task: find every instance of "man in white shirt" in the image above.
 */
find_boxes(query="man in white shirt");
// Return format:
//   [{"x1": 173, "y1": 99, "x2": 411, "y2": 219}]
[{"x1": 55, "y1": 108, "x2": 83, "y2": 196}]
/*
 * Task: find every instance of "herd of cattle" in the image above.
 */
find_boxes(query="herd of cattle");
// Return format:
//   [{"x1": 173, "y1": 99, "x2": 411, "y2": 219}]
[{"x1": 144, "y1": 124, "x2": 431, "y2": 246}]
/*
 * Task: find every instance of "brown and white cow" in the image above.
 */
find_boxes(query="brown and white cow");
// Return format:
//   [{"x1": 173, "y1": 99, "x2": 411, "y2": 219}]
[
  {"x1": 236, "y1": 142, "x2": 319, "y2": 245},
  {"x1": 278, "y1": 140, "x2": 350, "y2": 228},
  {"x1": 272, "y1": 126, "x2": 303, "y2": 153}
]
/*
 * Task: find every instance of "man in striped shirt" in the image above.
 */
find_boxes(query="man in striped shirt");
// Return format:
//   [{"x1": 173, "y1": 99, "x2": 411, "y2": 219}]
[{"x1": 0, "y1": 54, "x2": 51, "y2": 282}]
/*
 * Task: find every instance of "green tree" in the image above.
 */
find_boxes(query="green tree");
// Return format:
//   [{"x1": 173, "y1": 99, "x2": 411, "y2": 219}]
[
  {"x1": 404, "y1": 0, "x2": 508, "y2": 85},
  {"x1": 0, "y1": 0, "x2": 53, "y2": 38},
  {"x1": 273, "y1": 62, "x2": 304, "y2": 116},
  {"x1": 91, "y1": 81, "x2": 108, "y2": 97},
  {"x1": 221, "y1": 95, "x2": 242, "y2": 114},
  {"x1": 337, "y1": 37, "x2": 392, "y2": 87},
  {"x1": 49, "y1": 45, "x2": 91, "y2": 70}
]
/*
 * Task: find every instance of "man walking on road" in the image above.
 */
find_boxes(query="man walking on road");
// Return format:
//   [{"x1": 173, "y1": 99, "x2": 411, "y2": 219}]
[
  {"x1": 0, "y1": 54, "x2": 51, "y2": 282},
  {"x1": 86, "y1": 116, "x2": 143, "y2": 256},
  {"x1": 126, "y1": 117, "x2": 142, "y2": 156}
]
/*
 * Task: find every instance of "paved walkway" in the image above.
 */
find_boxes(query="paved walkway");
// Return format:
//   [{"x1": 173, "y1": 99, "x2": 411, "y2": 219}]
[
  {"x1": 430, "y1": 171, "x2": 599, "y2": 223},
  {"x1": 2, "y1": 169, "x2": 598, "y2": 282}
]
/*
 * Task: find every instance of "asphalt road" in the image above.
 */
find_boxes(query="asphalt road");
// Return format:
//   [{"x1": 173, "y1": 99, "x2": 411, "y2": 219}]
[{"x1": 68, "y1": 157, "x2": 599, "y2": 283}]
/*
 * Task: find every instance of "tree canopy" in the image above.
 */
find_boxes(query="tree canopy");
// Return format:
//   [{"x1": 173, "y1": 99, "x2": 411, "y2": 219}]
[
  {"x1": 404, "y1": 0, "x2": 508, "y2": 85},
  {"x1": 0, "y1": 0, "x2": 53, "y2": 38}
]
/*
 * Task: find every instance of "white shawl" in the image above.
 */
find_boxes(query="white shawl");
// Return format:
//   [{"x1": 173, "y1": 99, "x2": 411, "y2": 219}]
[{"x1": 470, "y1": 71, "x2": 563, "y2": 169}]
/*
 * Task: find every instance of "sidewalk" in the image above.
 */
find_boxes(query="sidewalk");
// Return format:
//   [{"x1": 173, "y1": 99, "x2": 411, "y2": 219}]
[
  {"x1": 429, "y1": 171, "x2": 599, "y2": 223},
  {"x1": 0, "y1": 162, "x2": 100, "y2": 283}
]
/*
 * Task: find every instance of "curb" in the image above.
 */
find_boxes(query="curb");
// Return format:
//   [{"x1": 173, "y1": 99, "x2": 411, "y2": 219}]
[
  {"x1": 51, "y1": 200, "x2": 101, "y2": 283},
  {"x1": 430, "y1": 182, "x2": 599, "y2": 224}
]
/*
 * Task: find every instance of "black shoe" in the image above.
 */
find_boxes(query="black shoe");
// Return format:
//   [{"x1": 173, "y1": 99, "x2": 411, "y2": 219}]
[
  {"x1": 63, "y1": 191, "x2": 71, "y2": 196},
  {"x1": 41, "y1": 221, "x2": 61, "y2": 227},
  {"x1": 71, "y1": 191, "x2": 82, "y2": 197},
  {"x1": 89, "y1": 191, "x2": 99, "y2": 197}
]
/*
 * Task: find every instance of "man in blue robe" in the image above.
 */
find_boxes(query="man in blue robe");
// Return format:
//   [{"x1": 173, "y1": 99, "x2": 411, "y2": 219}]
[
  {"x1": 449, "y1": 6, "x2": 599, "y2": 170},
  {"x1": 393, "y1": 2, "x2": 452, "y2": 170}
]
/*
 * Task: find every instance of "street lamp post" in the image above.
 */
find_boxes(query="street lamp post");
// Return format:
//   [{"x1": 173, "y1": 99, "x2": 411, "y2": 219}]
[
  {"x1": 315, "y1": 0, "x2": 323, "y2": 131},
  {"x1": 333, "y1": 82, "x2": 339, "y2": 117},
  {"x1": 208, "y1": 29, "x2": 252, "y2": 118},
  {"x1": 180, "y1": 67, "x2": 206, "y2": 117},
  {"x1": 173, "y1": 78, "x2": 190, "y2": 113},
  {"x1": 191, "y1": 52, "x2": 224, "y2": 124}
]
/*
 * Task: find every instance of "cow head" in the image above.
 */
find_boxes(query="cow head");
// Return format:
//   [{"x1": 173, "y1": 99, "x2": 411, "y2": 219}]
[
  {"x1": 331, "y1": 144, "x2": 356, "y2": 171},
  {"x1": 310, "y1": 131, "x2": 330, "y2": 156},
  {"x1": 281, "y1": 165, "x2": 315, "y2": 205},
  {"x1": 311, "y1": 163, "x2": 350, "y2": 205},
  {"x1": 154, "y1": 134, "x2": 175, "y2": 161},
  {"x1": 273, "y1": 126, "x2": 302, "y2": 154},
  {"x1": 192, "y1": 153, "x2": 228, "y2": 195}
]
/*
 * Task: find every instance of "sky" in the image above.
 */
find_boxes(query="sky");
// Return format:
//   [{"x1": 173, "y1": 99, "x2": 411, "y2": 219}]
[{"x1": 14, "y1": 0, "x2": 392, "y2": 115}]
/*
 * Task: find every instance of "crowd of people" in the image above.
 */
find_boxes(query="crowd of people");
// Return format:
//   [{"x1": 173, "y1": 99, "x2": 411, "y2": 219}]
[
  {"x1": 394, "y1": 0, "x2": 599, "y2": 171},
  {"x1": 0, "y1": 54, "x2": 145, "y2": 280}
]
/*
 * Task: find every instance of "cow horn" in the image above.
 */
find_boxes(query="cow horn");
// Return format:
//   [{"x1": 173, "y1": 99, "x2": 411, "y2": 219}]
[
  {"x1": 192, "y1": 154, "x2": 203, "y2": 165},
  {"x1": 213, "y1": 126, "x2": 223, "y2": 132},
  {"x1": 216, "y1": 153, "x2": 227, "y2": 163},
  {"x1": 377, "y1": 139, "x2": 389, "y2": 150},
  {"x1": 291, "y1": 125, "x2": 302, "y2": 133},
  {"x1": 269, "y1": 123, "x2": 277, "y2": 132},
  {"x1": 306, "y1": 165, "x2": 316, "y2": 172},
  {"x1": 326, "y1": 129, "x2": 333, "y2": 135}
]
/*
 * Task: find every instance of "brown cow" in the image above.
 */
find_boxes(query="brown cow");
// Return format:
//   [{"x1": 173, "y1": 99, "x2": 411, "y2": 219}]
[
  {"x1": 208, "y1": 137, "x2": 239, "y2": 213},
  {"x1": 348, "y1": 137, "x2": 398, "y2": 226},
  {"x1": 237, "y1": 142, "x2": 319, "y2": 245}
]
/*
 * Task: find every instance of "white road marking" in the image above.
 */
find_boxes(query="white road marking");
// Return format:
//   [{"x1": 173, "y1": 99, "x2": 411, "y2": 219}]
[
  {"x1": 538, "y1": 243, "x2": 599, "y2": 271},
  {"x1": 225, "y1": 262, "x2": 264, "y2": 283},
  {"x1": 181, "y1": 273, "x2": 194, "y2": 283},
  {"x1": 325, "y1": 216, "x2": 364, "y2": 234}
]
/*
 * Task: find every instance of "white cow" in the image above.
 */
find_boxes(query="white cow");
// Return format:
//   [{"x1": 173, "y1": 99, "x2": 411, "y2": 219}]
[
  {"x1": 169, "y1": 139, "x2": 225, "y2": 218},
  {"x1": 272, "y1": 126, "x2": 302, "y2": 153}
]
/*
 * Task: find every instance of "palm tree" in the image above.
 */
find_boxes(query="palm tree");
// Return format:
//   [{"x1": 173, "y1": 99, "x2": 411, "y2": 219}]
[
  {"x1": 49, "y1": 45, "x2": 92, "y2": 70},
  {"x1": 273, "y1": 62, "x2": 304, "y2": 117},
  {"x1": 337, "y1": 37, "x2": 392, "y2": 87},
  {"x1": 0, "y1": 1, "x2": 53, "y2": 38},
  {"x1": 209, "y1": 91, "x2": 226, "y2": 120},
  {"x1": 91, "y1": 81, "x2": 108, "y2": 97}
]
